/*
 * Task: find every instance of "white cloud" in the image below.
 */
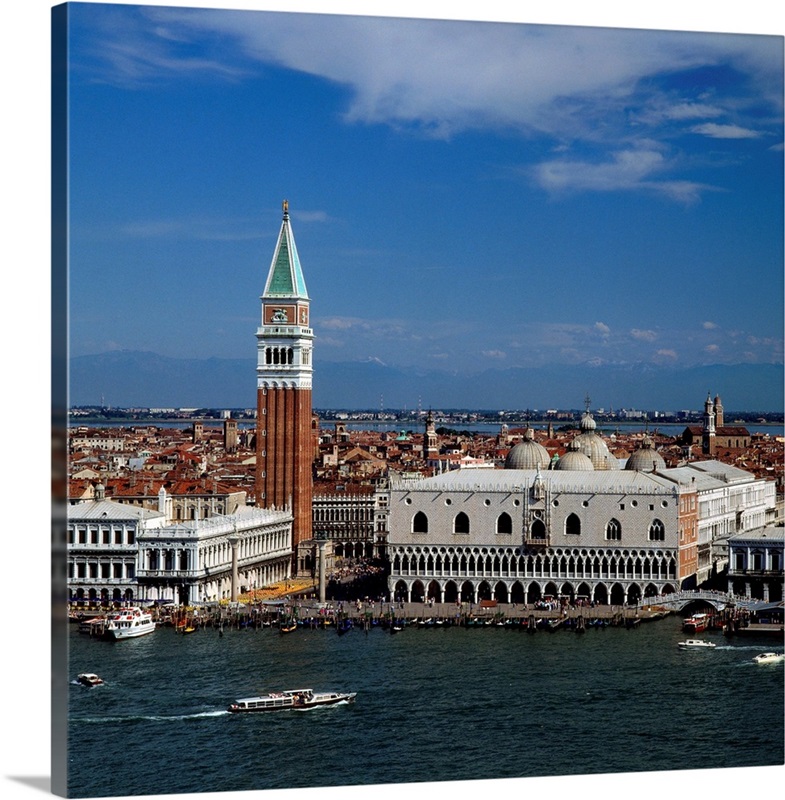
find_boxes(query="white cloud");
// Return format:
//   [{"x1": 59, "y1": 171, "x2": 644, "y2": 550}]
[
  {"x1": 317, "y1": 316, "x2": 416, "y2": 341},
  {"x1": 89, "y1": 9, "x2": 782, "y2": 142},
  {"x1": 533, "y1": 147, "x2": 711, "y2": 201},
  {"x1": 317, "y1": 335, "x2": 346, "y2": 348},
  {"x1": 75, "y1": 8, "x2": 782, "y2": 201},
  {"x1": 691, "y1": 123, "x2": 762, "y2": 139},
  {"x1": 703, "y1": 321, "x2": 718, "y2": 329},
  {"x1": 320, "y1": 317, "x2": 358, "y2": 331},
  {"x1": 315, "y1": 314, "x2": 781, "y2": 371},
  {"x1": 663, "y1": 102, "x2": 725, "y2": 121}
]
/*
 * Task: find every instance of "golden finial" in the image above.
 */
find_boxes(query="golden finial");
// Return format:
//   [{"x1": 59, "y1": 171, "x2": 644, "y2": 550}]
[{"x1": 282, "y1": 199, "x2": 289, "y2": 216}]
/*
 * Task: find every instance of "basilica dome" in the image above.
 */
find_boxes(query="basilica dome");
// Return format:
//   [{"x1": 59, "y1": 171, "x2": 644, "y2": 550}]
[
  {"x1": 625, "y1": 435, "x2": 666, "y2": 473},
  {"x1": 504, "y1": 428, "x2": 550, "y2": 470},
  {"x1": 556, "y1": 440, "x2": 595, "y2": 471},
  {"x1": 571, "y1": 411, "x2": 619, "y2": 470}
]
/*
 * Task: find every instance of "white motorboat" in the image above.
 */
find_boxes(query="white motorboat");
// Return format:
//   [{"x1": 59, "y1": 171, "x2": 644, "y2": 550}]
[
  {"x1": 677, "y1": 639, "x2": 716, "y2": 649},
  {"x1": 753, "y1": 652, "x2": 784, "y2": 664},
  {"x1": 228, "y1": 689, "x2": 356, "y2": 713},
  {"x1": 104, "y1": 607, "x2": 156, "y2": 640}
]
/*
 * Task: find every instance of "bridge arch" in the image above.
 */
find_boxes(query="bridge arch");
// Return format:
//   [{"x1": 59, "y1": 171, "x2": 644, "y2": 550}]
[{"x1": 680, "y1": 598, "x2": 722, "y2": 614}]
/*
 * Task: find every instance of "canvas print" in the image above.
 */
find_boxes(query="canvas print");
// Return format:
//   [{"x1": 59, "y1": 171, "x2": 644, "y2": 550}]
[{"x1": 52, "y1": 2, "x2": 784, "y2": 798}]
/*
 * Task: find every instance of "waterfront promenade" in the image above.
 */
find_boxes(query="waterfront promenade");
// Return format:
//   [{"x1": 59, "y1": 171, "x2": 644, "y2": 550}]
[{"x1": 142, "y1": 597, "x2": 674, "y2": 631}]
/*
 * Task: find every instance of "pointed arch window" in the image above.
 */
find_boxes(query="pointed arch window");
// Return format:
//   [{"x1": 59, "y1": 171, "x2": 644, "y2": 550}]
[
  {"x1": 454, "y1": 512, "x2": 470, "y2": 534},
  {"x1": 565, "y1": 513, "x2": 581, "y2": 536},
  {"x1": 648, "y1": 519, "x2": 665, "y2": 541},
  {"x1": 496, "y1": 512, "x2": 512, "y2": 535},
  {"x1": 412, "y1": 512, "x2": 428, "y2": 534},
  {"x1": 606, "y1": 518, "x2": 622, "y2": 541},
  {"x1": 530, "y1": 519, "x2": 546, "y2": 539}
]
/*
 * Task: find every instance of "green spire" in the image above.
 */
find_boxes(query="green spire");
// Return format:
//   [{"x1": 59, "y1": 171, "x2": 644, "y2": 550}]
[{"x1": 263, "y1": 199, "x2": 309, "y2": 299}]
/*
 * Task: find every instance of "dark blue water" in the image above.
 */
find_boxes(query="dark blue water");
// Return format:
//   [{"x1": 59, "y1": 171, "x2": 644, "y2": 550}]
[{"x1": 67, "y1": 620, "x2": 784, "y2": 797}]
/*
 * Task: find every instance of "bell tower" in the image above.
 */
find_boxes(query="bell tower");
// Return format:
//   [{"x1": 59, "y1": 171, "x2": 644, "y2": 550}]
[
  {"x1": 255, "y1": 200, "x2": 314, "y2": 565},
  {"x1": 425, "y1": 409, "x2": 438, "y2": 458},
  {"x1": 702, "y1": 391, "x2": 716, "y2": 455},
  {"x1": 713, "y1": 394, "x2": 724, "y2": 429}
]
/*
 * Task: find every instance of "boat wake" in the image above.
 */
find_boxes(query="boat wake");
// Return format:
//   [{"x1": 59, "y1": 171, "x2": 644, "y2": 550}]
[{"x1": 72, "y1": 710, "x2": 230, "y2": 724}]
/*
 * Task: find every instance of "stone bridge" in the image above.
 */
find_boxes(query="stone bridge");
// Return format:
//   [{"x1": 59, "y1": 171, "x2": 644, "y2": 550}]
[{"x1": 640, "y1": 590, "x2": 755, "y2": 612}]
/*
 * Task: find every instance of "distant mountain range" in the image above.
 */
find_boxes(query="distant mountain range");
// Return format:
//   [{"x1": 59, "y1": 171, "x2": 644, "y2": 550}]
[{"x1": 69, "y1": 350, "x2": 783, "y2": 412}]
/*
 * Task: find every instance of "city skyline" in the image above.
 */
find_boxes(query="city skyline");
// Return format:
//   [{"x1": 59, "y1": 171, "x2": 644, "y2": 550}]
[{"x1": 64, "y1": 2, "x2": 783, "y2": 412}]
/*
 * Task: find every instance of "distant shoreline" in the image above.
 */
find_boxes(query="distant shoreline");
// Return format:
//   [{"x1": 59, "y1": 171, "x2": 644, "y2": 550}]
[{"x1": 66, "y1": 417, "x2": 784, "y2": 434}]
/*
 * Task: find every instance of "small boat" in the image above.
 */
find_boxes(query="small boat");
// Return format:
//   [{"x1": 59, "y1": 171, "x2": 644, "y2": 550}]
[
  {"x1": 682, "y1": 613, "x2": 711, "y2": 633},
  {"x1": 753, "y1": 652, "x2": 784, "y2": 664},
  {"x1": 279, "y1": 622, "x2": 297, "y2": 634},
  {"x1": 77, "y1": 673, "x2": 104, "y2": 687},
  {"x1": 678, "y1": 639, "x2": 716, "y2": 649},
  {"x1": 104, "y1": 607, "x2": 156, "y2": 640},
  {"x1": 228, "y1": 689, "x2": 356, "y2": 713}
]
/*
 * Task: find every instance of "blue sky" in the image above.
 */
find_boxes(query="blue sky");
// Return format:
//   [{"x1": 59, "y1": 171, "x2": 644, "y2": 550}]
[{"x1": 63, "y1": 1, "x2": 783, "y2": 390}]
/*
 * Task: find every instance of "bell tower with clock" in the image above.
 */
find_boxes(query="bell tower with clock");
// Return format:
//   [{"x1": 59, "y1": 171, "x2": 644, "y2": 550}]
[{"x1": 255, "y1": 200, "x2": 314, "y2": 565}]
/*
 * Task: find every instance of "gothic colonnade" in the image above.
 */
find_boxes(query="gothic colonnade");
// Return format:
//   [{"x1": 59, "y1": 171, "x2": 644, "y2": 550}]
[{"x1": 388, "y1": 543, "x2": 678, "y2": 605}]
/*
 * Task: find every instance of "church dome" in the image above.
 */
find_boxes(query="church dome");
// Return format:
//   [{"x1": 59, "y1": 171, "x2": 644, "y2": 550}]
[
  {"x1": 556, "y1": 441, "x2": 594, "y2": 471},
  {"x1": 504, "y1": 428, "x2": 550, "y2": 470},
  {"x1": 572, "y1": 410, "x2": 619, "y2": 470},
  {"x1": 625, "y1": 435, "x2": 666, "y2": 473},
  {"x1": 579, "y1": 411, "x2": 597, "y2": 432}
]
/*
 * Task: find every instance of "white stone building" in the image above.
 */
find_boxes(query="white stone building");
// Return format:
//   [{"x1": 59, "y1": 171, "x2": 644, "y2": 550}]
[
  {"x1": 68, "y1": 485, "x2": 293, "y2": 605},
  {"x1": 387, "y1": 433, "x2": 777, "y2": 604},
  {"x1": 67, "y1": 488, "x2": 167, "y2": 605},
  {"x1": 656, "y1": 460, "x2": 776, "y2": 584},
  {"x1": 311, "y1": 478, "x2": 390, "y2": 560},
  {"x1": 726, "y1": 525, "x2": 784, "y2": 602},
  {"x1": 136, "y1": 506, "x2": 293, "y2": 605},
  {"x1": 388, "y1": 466, "x2": 684, "y2": 606}
]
